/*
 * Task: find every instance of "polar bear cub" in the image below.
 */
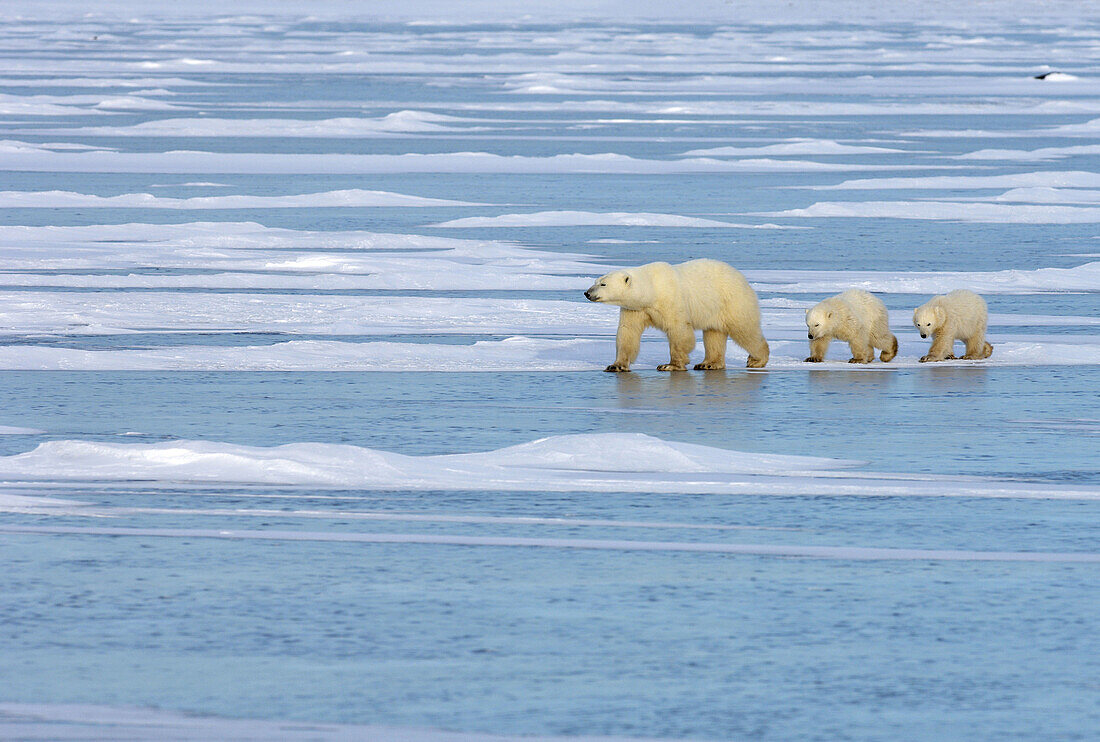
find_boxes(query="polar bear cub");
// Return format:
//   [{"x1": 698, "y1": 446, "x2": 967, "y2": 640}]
[
  {"x1": 804, "y1": 289, "x2": 897, "y2": 363},
  {"x1": 584, "y1": 258, "x2": 769, "y2": 371},
  {"x1": 913, "y1": 289, "x2": 993, "y2": 362}
]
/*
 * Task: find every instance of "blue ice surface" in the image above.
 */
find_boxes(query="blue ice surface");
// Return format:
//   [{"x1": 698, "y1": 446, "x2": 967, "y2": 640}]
[{"x1": 1, "y1": 11, "x2": 1100, "y2": 742}]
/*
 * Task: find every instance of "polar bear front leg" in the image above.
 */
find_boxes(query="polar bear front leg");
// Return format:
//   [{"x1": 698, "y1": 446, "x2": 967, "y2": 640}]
[
  {"x1": 606, "y1": 309, "x2": 647, "y2": 372},
  {"x1": 694, "y1": 329, "x2": 728, "y2": 370},
  {"x1": 805, "y1": 336, "x2": 830, "y2": 362},
  {"x1": 657, "y1": 322, "x2": 694, "y2": 371},
  {"x1": 919, "y1": 332, "x2": 957, "y2": 362}
]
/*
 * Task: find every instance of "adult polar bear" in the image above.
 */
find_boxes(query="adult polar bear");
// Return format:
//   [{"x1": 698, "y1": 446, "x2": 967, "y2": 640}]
[{"x1": 584, "y1": 259, "x2": 769, "y2": 371}]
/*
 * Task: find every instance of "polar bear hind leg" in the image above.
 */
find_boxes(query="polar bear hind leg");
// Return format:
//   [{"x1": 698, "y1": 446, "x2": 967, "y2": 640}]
[
  {"x1": 729, "y1": 323, "x2": 769, "y2": 368},
  {"x1": 847, "y1": 339, "x2": 875, "y2": 364},
  {"x1": 694, "y1": 329, "x2": 728, "y2": 370},
  {"x1": 879, "y1": 334, "x2": 898, "y2": 363},
  {"x1": 962, "y1": 335, "x2": 993, "y2": 360}
]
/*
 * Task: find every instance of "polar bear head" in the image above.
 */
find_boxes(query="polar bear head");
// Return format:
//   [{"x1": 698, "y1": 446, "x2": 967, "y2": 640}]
[
  {"x1": 805, "y1": 304, "x2": 836, "y2": 340},
  {"x1": 584, "y1": 269, "x2": 652, "y2": 310},
  {"x1": 913, "y1": 304, "x2": 945, "y2": 339}
]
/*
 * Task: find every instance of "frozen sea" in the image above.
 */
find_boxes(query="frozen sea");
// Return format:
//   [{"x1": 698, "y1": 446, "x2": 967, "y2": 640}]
[{"x1": 1, "y1": 1, "x2": 1099, "y2": 740}]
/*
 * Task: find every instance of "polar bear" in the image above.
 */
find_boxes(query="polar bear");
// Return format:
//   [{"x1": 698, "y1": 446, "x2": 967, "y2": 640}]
[
  {"x1": 804, "y1": 289, "x2": 897, "y2": 364},
  {"x1": 584, "y1": 258, "x2": 769, "y2": 371},
  {"x1": 913, "y1": 289, "x2": 994, "y2": 362}
]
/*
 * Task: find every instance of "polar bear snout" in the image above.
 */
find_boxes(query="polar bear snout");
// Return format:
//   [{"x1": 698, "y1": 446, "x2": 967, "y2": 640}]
[
  {"x1": 920, "y1": 332, "x2": 927, "y2": 339},
  {"x1": 584, "y1": 288, "x2": 595, "y2": 301},
  {"x1": 807, "y1": 332, "x2": 814, "y2": 340}
]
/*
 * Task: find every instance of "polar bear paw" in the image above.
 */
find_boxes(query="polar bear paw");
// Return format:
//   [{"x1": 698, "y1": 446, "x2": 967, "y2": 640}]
[{"x1": 604, "y1": 363, "x2": 631, "y2": 372}]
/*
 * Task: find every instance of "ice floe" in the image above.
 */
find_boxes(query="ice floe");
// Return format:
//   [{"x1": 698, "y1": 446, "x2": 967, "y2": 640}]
[
  {"x1": 0, "y1": 335, "x2": 1094, "y2": 372},
  {"x1": 0, "y1": 150, "x2": 940, "y2": 174},
  {"x1": 429, "y1": 211, "x2": 795, "y2": 229},
  {"x1": 746, "y1": 262, "x2": 1100, "y2": 294},
  {"x1": 0, "y1": 188, "x2": 485, "y2": 208},
  {"x1": 0, "y1": 432, "x2": 1096, "y2": 501},
  {"x1": 759, "y1": 201, "x2": 1100, "y2": 223},
  {"x1": 29, "y1": 111, "x2": 487, "y2": 137},
  {"x1": 810, "y1": 171, "x2": 1100, "y2": 190},
  {"x1": 681, "y1": 140, "x2": 908, "y2": 156}
]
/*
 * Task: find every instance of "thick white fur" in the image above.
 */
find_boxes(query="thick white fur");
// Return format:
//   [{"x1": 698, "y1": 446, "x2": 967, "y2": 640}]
[
  {"x1": 804, "y1": 289, "x2": 897, "y2": 363},
  {"x1": 913, "y1": 289, "x2": 993, "y2": 362},
  {"x1": 584, "y1": 258, "x2": 769, "y2": 371}
]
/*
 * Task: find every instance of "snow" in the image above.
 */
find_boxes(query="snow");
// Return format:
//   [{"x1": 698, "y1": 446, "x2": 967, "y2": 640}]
[
  {"x1": 1, "y1": 4, "x2": 1099, "y2": 738},
  {"x1": 0, "y1": 150, "x2": 927, "y2": 174},
  {"x1": 0, "y1": 425, "x2": 46, "y2": 435},
  {"x1": 429, "y1": 211, "x2": 796, "y2": 229},
  {"x1": 809, "y1": 171, "x2": 1100, "y2": 190},
  {"x1": 746, "y1": 262, "x2": 1100, "y2": 294},
  {"x1": 1, "y1": 433, "x2": 1096, "y2": 501},
  {"x1": 30, "y1": 111, "x2": 487, "y2": 138},
  {"x1": 681, "y1": 140, "x2": 907, "y2": 156},
  {"x1": 0, "y1": 335, "x2": 1093, "y2": 372},
  {"x1": 0, "y1": 189, "x2": 485, "y2": 209},
  {"x1": 760, "y1": 201, "x2": 1100, "y2": 223}
]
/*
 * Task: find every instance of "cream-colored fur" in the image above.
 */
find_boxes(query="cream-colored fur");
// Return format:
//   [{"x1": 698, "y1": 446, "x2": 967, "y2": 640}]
[
  {"x1": 804, "y1": 289, "x2": 897, "y2": 364},
  {"x1": 584, "y1": 258, "x2": 769, "y2": 371},
  {"x1": 913, "y1": 289, "x2": 993, "y2": 362}
]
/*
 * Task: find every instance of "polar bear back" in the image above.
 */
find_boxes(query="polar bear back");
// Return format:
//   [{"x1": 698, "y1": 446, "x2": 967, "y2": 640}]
[
  {"x1": 808, "y1": 289, "x2": 889, "y2": 343},
  {"x1": 671, "y1": 258, "x2": 761, "y2": 328},
  {"x1": 834, "y1": 289, "x2": 888, "y2": 329}
]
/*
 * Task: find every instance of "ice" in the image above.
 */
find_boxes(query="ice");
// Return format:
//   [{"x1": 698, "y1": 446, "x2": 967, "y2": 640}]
[
  {"x1": 759, "y1": 201, "x2": 1100, "y2": 223},
  {"x1": 3, "y1": 5, "x2": 1100, "y2": 738},
  {"x1": 0, "y1": 77, "x2": 209, "y2": 88},
  {"x1": 429, "y1": 211, "x2": 795, "y2": 229},
  {"x1": 810, "y1": 171, "x2": 1100, "y2": 190},
  {"x1": 746, "y1": 262, "x2": 1100, "y2": 293},
  {"x1": 681, "y1": 140, "x2": 907, "y2": 156},
  {"x1": 0, "y1": 425, "x2": 45, "y2": 435},
  {"x1": 1, "y1": 433, "x2": 1096, "y2": 501},
  {"x1": 0, "y1": 222, "x2": 597, "y2": 290},
  {"x1": 0, "y1": 188, "x2": 486, "y2": 208},
  {"x1": 0, "y1": 494, "x2": 89, "y2": 514},
  {"x1": 982, "y1": 187, "x2": 1100, "y2": 203},
  {"x1": 0, "y1": 702, "x2": 695, "y2": 742},
  {"x1": 0, "y1": 150, "x2": 938, "y2": 174},
  {"x1": 957, "y1": 144, "x2": 1100, "y2": 161},
  {"x1": 0, "y1": 335, "x2": 1094, "y2": 371},
  {"x1": 32, "y1": 111, "x2": 488, "y2": 137},
  {"x1": 7, "y1": 525, "x2": 1100, "y2": 562}
]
